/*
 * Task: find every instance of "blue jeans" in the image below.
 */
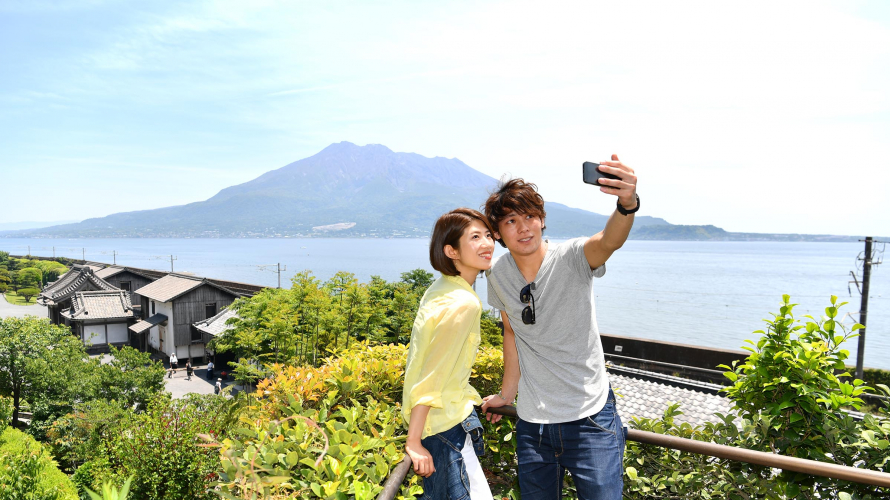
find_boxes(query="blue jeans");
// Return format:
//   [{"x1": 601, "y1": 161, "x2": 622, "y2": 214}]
[
  {"x1": 420, "y1": 410, "x2": 485, "y2": 500},
  {"x1": 516, "y1": 388, "x2": 626, "y2": 500}
]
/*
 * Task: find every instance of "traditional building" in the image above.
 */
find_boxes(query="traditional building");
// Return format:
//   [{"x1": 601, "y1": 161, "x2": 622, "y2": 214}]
[
  {"x1": 129, "y1": 274, "x2": 244, "y2": 363},
  {"x1": 94, "y1": 266, "x2": 166, "y2": 315},
  {"x1": 38, "y1": 266, "x2": 119, "y2": 325},
  {"x1": 60, "y1": 290, "x2": 136, "y2": 351}
]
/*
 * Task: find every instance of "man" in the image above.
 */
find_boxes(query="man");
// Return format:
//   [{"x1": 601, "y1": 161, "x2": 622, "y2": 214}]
[{"x1": 481, "y1": 155, "x2": 638, "y2": 500}]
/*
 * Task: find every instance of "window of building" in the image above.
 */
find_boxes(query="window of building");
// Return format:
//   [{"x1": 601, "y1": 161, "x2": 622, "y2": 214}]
[
  {"x1": 191, "y1": 327, "x2": 203, "y2": 343},
  {"x1": 205, "y1": 303, "x2": 217, "y2": 319},
  {"x1": 151, "y1": 301, "x2": 156, "y2": 315},
  {"x1": 120, "y1": 281, "x2": 131, "y2": 291}
]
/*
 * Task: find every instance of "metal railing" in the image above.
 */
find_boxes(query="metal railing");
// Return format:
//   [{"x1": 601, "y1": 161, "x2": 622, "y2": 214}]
[{"x1": 376, "y1": 405, "x2": 890, "y2": 500}]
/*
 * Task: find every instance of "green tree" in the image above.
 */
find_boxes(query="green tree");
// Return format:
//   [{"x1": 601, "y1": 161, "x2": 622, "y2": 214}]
[
  {"x1": 480, "y1": 309, "x2": 503, "y2": 347},
  {"x1": 8, "y1": 271, "x2": 19, "y2": 292},
  {"x1": 364, "y1": 275, "x2": 392, "y2": 343},
  {"x1": 17, "y1": 287, "x2": 39, "y2": 303},
  {"x1": 400, "y1": 268, "x2": 434, "y2": 293},
  {"x1": 18, "y1": 267, "x2": 42, "y2": 290},
  {"x1": 0, "y1": 317, "x2": 74, "y2": 427},
  {"x1": 388, "y1": 282, "x2": 418, "y2": 344}
]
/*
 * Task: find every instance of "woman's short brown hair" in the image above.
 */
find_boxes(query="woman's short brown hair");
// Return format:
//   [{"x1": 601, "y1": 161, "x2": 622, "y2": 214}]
[
  {"x1": 429, "y1": 208, "x2": 494, "y2": 276},
  {"x1": 482, "y1": 178, "x2": 546, "y2": 248}
]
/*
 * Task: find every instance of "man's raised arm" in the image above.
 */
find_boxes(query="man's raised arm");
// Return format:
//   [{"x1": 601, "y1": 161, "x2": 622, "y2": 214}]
[{"x1": 583, "y1": 153, "x2": 639, "y2": 269}]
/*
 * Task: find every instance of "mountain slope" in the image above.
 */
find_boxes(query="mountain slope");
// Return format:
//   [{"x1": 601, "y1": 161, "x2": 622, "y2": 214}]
[{"x1": 5, "y1": 142, "x2": 668, "y2": 238}]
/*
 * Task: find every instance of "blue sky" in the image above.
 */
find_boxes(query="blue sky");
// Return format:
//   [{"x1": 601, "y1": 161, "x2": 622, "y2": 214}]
[{"x1": 1, "y1": 0, "x2": 888, "y2": 235}]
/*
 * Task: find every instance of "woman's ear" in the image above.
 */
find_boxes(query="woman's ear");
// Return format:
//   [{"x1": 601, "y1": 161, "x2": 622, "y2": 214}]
[{"x1": 444, "y1": 244, "x2": 460, "y2": 260}]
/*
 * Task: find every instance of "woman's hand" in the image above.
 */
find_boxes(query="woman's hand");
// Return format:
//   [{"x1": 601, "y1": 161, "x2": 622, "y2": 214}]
[{"x1": 406, "y1": 440, "x2": 435, "y2": 478}]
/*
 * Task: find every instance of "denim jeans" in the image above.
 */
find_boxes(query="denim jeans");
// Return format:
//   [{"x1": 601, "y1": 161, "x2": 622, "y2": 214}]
[
  {"x1": 516, "y1": 388, "x2": 626, "y2": 500},
  {"x1": 420, "y1": 410, "x2": 486, "y2": 500}
]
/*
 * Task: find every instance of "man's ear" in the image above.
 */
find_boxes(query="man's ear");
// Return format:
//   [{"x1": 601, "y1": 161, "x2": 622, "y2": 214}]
[
  {"x1": 444, "y1": 244, "x2": 460, "y2": 260},
  {"x1": 493, "y1": 231, "x2": 501, "y2": 241}
]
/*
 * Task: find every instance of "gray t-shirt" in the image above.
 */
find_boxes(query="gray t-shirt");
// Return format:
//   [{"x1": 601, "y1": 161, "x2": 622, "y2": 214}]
[{"x1": 487, "y1": 238, "x2": 609, "y2": 424}]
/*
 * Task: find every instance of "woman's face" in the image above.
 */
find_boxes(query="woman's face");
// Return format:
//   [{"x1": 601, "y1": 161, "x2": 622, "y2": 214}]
[{"x1": 449, "y1": 219, "x2": 495, "y2": 275}]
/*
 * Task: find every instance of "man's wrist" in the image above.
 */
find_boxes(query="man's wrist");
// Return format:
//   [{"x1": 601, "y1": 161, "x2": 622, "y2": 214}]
[{"x1": 616, "y1": 194, "x2": 640, "y2": 215}]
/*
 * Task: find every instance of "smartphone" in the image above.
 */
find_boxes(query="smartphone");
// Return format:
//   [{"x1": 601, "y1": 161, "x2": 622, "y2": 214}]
[{"x1": 582, "y1": 161, "x2": 620, "y2": 187}]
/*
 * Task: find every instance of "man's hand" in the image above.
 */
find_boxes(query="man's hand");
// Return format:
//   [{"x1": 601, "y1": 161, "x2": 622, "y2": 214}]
[
  {"x1": 406, "y1": 440, "x2": 436, "y2": 477},
  {"x1": 481, "y1": 393, "x2": 508, "y2": 423},
  {"x1": 597, "y1": 154, "x2": 638, "y2": 210}
]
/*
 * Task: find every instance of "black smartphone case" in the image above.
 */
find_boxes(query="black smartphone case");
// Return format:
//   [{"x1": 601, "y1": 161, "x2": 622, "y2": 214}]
[{"x1": 582, "y1": 161, "x2": 620, "y2": 186}]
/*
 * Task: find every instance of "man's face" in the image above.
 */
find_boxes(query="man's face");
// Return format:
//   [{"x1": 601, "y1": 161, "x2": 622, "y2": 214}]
[{"x1": 495, "y1": 211, "x2": 544, "y2": 256}]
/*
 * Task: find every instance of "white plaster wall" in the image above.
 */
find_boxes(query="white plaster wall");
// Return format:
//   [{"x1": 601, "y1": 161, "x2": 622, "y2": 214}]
[
  {"x1": 177, "y1": 343, "x2": 205, "y2": 361},
  {"x1": 108, "y1": 322, "x2": 128, "y2": 343},
  {"x1": 149, "y1": 325, "x2": 159, "y2": 349},
  {"x1": 84, "y1": 324, "x2": 107, "y2": 346},
  {"x1": 149, "y1": 300, "x2": 175, "y2": 355}
]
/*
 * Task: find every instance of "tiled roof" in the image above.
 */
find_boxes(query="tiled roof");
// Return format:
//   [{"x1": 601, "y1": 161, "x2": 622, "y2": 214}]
[
  {"x1": 193, "y1": 307, "x2": 238, "y2": 337},
  {"x1": 94, "y1": 266, "x2": 159, "y2": 281},
  {"x1": 134, "y1": 273, "x2": 241, "y2": 303},
  {"x1": 129, "y1": 313, "x2": 168, "y2": 334},
  {"x1": 38, "y1": 267, "x2": 118, "y2": 306},
  {"x1": 608, "y1": 366, "x2": 734, "y2": 428},
  {"x1": 42, "y1": 268, "x2": 81, "y2": 295},
  {"x1": 60, "y1": 290, "x2": 134, "y2": 321}
]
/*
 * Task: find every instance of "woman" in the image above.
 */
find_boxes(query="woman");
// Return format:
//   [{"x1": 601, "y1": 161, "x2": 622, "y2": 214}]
[{"x1": 402, "y1": 208, "x2": 495, "y2": 500}]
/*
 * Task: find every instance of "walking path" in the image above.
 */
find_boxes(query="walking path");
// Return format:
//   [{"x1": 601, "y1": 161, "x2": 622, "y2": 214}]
[
  {"x1": 0, "y1": 293, "x2": 47, "y2": 319},
  {"x1": 163, "y1": 363, "x2": 239, "y2": 399}
]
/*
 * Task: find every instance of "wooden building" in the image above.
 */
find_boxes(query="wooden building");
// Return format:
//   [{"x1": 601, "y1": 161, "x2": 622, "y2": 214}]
[
  {"x1": 129, "y1": 273, "x2": 244, "y2": 363},
  {"x1": 60, "y1": 290, "x2": 136, "y2": 351},
  {"x1": 37, "y1": 266, "x2": 119, "y2": 325}
]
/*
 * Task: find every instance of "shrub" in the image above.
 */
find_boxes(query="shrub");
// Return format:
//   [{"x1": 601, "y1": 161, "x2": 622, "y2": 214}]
[
  {"x1": 206, "y1": 395, "x2": 420, "y2": 500},
  {"x1": 0, "y1": 427, "x2": 78, "y2": 500}
]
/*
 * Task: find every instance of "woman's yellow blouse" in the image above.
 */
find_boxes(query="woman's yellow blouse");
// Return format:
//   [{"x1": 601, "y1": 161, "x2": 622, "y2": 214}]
[{"x1": 402, "y1": 274, "x2": 483, "y2": 438}]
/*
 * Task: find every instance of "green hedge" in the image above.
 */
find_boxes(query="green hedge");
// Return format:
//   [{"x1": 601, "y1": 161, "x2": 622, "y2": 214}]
[
  {"x1": 0, "y1": 427, "x2": 78, "y2": 500},
  {"x1": 863, "y1": 367, "x2": 890, "y2": 389}
]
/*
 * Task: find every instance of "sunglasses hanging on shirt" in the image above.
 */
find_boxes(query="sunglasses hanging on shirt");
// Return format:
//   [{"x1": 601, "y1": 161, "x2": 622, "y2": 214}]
[{"x1": 520, "y1": 282, "x2": 536, "y2": 325}]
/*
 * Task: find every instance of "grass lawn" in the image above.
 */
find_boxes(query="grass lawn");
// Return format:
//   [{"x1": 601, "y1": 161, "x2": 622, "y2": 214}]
[{"x1": 3, "y1": 290, "x2": 38, "y2": 305}]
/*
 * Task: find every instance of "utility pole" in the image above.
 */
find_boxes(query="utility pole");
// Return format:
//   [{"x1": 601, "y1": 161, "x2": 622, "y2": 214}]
[
  {"x1": 113, "y1": 250, "x2": 117, "y2": 265},
  {"x1": 27, "y1": 245, "x2": 30, "y2": 257},
  {"x1": 853, "y1": 237, "x2": 884, "y2": 380},
  {"x1": 52, "y1": 246, "x2": 55, "y2": 259},
  {"x1": 82, "y1": 248, "x2": 85, "y2": 262},
  {"x1": 169, "y1": 255, "x2": 178, "y2": 272},
  {"x1": 259, "y1": 263, "x2": 287, "y2": 288}
]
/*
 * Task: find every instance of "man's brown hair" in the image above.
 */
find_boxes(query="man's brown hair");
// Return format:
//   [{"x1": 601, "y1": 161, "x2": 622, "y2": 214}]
[
  {"x1": 429, "y1": 208, "x2": 494, "y2": 276},
  {"x1": 482, "y1": 178, "x2": 546, "y2": 248}
]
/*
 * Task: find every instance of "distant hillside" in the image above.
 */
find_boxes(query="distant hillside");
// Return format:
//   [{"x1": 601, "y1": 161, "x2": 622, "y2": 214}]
[
  {"x1": 0, "y1": 142, "x2": 868, "y2": 241},
  {"x1": 0, "y1": 142, "x2": 667, "y2": 238}
]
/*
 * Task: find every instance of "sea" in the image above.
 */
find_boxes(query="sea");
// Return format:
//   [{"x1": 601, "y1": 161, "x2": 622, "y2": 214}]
[{"x1": 3, "y1": 238, "x2": 888, "y2": 370}]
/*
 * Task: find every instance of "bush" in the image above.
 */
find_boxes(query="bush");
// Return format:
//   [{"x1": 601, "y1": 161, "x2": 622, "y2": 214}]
[
  {"x1": 98, "y1": 394, "x2": 234, "y2": 500},
  {"x1": 0, "y1": 396, "x2": 11, "y2": 434},
  {"x1": 207, "y1": 396, "x2": 419, "y2": 500},
  {"x1": 621, "y1": 296, "x2": 890, "y2": 500},
  {"x1": 0, "y1": 427, "x2": 78, "y2": 500},
  {"x1": 239, "y1": 343, "x2": 518, "y2": 499}
]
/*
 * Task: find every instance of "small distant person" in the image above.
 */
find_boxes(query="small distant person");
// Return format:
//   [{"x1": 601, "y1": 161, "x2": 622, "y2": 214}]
[
  {"x1": 481, "y1": 156, "x2": 639, "y2": 500},
  {"x1": 170, "y1": 352, "x2": 178, "y2": 370},
  {"x1": 402, "y1": 208, "x2": 495, "y2": 500},
  {"x1": 185, "y1": 361, "x2": 193, "y2": 381},
  {"x1": 214, "y1": 378, "x2": 223, "y2": 395},
  {"x1": 207, "y1": 360, "x2": 215, "y2": 379}
]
